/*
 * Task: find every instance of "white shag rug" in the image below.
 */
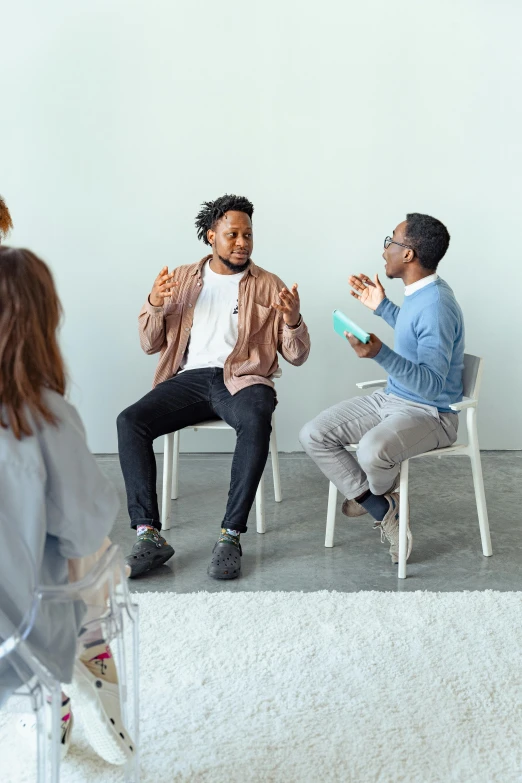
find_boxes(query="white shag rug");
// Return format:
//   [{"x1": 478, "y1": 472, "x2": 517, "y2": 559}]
[{"x1": 1, "y1": 591, "x2": 522, "y2": 783}]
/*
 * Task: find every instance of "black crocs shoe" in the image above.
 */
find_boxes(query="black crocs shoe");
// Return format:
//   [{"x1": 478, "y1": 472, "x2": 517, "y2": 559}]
[
  {"x1": 125, "y1": 531, "x2": 174, "y2": 578},
  {"x1": 207, "y1": 533, "x2": 242, "y2": 580}
]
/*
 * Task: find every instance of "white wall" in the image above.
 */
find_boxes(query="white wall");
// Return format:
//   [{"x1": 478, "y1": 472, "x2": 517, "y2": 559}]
[{"x1": 2, "y1": 0, "x2": 521, "y2": 452}]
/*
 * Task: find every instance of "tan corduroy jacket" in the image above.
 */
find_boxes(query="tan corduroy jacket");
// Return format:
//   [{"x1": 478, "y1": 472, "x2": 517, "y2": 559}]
[{"x1": 138, "y1": 256, "x2": 311, "y2": 394}]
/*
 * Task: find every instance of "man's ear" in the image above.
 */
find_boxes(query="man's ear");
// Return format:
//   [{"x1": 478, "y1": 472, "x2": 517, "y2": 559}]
[
  {"x1": 207, "y1": 228, "x2": 215, "y2": 246},
  {"x1": 403, "y1": 248, "x2": 415, "y2": 264}
]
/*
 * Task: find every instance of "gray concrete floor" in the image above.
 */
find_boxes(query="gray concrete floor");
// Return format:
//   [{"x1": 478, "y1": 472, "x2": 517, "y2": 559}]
[{"x1": 98, "y1": 451, "x2": 522, "y2": 594}]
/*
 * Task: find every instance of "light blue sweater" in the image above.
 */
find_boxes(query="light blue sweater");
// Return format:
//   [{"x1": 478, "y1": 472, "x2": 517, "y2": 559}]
[{"x1": 373, "y1": 278, "x2": 464, "y2": 412}]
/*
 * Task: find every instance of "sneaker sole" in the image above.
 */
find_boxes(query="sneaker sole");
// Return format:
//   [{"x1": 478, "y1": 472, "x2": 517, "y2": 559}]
[
  {"x1": 127, "y1": 544, "x2": 174, "y2": 578},
  {"x1": 207, "y1": 566, "x2": 241, "y2": 580},
  {"x1": 70, "y1": 661, "x2": 135, "y2": 766}
]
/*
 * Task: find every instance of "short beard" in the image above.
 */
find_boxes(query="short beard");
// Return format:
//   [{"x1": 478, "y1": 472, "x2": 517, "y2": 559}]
[{"x1": 218, "y1": 253, "x2": 251, "y2": 274}]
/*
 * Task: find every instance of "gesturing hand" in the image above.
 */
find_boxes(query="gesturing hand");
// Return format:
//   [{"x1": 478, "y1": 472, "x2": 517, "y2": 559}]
[
  {"x1": 345, "y1": 331, "x2": 382, "y2": 359},
  {"x1": 272, "y1": 283, "x2": 301, "y2": 326},
  {"x1": 149, "y1": 266, "x2": 179, "y2": 307},
  {"x1": 349, "y1": 273, "x2": 386, "y2": 312}
]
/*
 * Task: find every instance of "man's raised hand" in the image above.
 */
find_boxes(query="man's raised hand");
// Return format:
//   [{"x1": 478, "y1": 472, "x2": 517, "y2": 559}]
[
  {"x1": 150, "y1": 266, "x2": 179, "y2": 306},
  {"x1": 272, "y1": 283, "x2": 301, "y2": 326},
  {"x1": 349, "y1": 273, "x2": 386, "y2": 312}
]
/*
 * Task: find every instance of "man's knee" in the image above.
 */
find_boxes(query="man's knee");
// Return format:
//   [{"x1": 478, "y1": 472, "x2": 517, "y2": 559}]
[
  {"x1": 299, "y1": 417, "x2": 327, "y2": 454},
  {"x1": 357, "y1": 430, "x2": 392, "y2": 472},
  {"x1": 299, "y1": 420, "x2": 313, "y2": 452},
  {"x1": 116, "y1": 404, "x2": 141, "y2": 435},
  {"x1": 235, "y1": 386, "x2": 274, "y2": 432},
  {"x1": 237, "y1": 406, "x2": 272, "y2": 437}
]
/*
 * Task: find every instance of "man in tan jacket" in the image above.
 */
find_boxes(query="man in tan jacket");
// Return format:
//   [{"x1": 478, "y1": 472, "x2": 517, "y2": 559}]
[{"x1": 117, "y1": 194, "x2": 310, "y2": 580}]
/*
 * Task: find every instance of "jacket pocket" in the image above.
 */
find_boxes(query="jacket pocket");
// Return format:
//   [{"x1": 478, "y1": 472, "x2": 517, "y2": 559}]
[
  {"x1": 165, "y1": 301, "x2": 183, "y2": 317},
  {"x1": 249, "y1": 301, "x2": 274, "y2": 344},
  {"x1": 165, "y1": 302, "x2": 183, "y2": 340}
]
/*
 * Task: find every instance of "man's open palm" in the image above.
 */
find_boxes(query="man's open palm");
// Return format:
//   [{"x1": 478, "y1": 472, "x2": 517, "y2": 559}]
[
  {"x1": 272, "y1": 283, "x2": 301, "y2": 326},
  {"x1": 348, "y1": 273, "x2": 386, "y2": 311},
  {"x1": 150, "y1": 266, "x2": 178, "y2": 306}
]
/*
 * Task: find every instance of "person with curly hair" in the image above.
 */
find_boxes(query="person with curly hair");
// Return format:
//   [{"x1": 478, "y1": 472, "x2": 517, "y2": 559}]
[
  {"x1": 118, "y1": 194, "x2": 311, "y2": 580},
  {"x1": 300, "y1": 214, "x2": 464, "y2": 566}
]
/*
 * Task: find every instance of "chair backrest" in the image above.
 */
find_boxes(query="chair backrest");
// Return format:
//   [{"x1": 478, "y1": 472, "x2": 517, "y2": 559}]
[
  {"x1": 1, "y1": 542, "x2": 133, "y2": 703},
  {"x1": 0, "y1": 518, "x2": 39, "y2": 663},
  {"x1": 462, "y1": 354, "x2": 483, "y2": 401},
  {"x1": 0, "y1": 518, "x2": 43, "y2": 702}
]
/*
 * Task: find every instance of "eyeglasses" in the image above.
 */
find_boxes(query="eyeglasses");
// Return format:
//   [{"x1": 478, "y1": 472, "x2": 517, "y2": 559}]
[{"x1": 384, "y1": 236, "x2": 414, "y2": 251}]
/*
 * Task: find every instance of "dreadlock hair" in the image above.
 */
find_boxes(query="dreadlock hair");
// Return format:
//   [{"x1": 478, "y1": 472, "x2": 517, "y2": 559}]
[
  {"x1": 404, "y1": 213, "x2": 451, "y2": 271},
  {"x1": 195, "y1": 194, "x2": 254, "y2": 245},
  {"x1": 0, "y1": 196, "x2": 13, "y2": 241}
]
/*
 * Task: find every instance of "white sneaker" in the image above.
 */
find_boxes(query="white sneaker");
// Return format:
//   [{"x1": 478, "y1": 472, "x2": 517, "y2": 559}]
[
  {"x1": 374, "y1": 492, "x2": 412, "y2": 564},
  {"x1": 69, "y1": 643, "x2": 135, "y2": 766}
]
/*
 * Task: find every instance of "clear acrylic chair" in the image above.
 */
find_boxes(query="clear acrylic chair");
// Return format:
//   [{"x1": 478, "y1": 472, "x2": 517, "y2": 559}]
[
  {"x1": 325, "y1": 354, "x2": 493, "y2": 579},
  {"x1": 0, "y1": 523, "x2": 62, "y2": 783},
  {"x1": 0, "y1": 529, "x2": 140, "y2": 782},
  {"x1": 161, "y1": 372, "x2": 283, "y2": 533}
]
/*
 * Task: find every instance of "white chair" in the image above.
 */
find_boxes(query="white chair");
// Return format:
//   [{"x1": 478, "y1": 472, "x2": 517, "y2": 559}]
[
  {"x1": 161, "y1": 381, "x2": 283, "y2": 533},
  {"x1": 325, "y1": 354, "x2": 493, "y2": 579}
]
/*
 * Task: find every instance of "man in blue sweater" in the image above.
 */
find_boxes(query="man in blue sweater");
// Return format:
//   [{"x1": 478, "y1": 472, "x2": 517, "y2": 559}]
[{"x1": 300, "y1": 213, "x2": 464, "y2": 564}]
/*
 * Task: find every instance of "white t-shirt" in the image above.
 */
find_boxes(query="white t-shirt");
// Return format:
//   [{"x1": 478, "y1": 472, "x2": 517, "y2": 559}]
[{"x1": 181, "y1": 261, "x2": 246, "y2": 372}]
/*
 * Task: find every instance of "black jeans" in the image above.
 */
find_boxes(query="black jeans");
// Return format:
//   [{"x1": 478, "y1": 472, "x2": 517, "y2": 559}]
[{"x1": 117, "y1": 368, "x2": 276, "y2": 534}]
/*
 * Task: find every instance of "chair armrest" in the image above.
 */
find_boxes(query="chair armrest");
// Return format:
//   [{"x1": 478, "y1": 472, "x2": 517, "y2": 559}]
[
  {"x1": 38, "y1": 545, "x2": 126, "y2": 601},
  {"x1": 356, "y1": 380, "x2": 387, "y2": 390},
  {"x1": 449, "y1": 397, "x2": 477, "y2": 411}
]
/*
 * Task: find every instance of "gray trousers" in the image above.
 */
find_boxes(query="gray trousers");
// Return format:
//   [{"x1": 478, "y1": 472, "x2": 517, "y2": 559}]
[{"x1": 299, "y1": 390, "x2": 459, "y2": 499}]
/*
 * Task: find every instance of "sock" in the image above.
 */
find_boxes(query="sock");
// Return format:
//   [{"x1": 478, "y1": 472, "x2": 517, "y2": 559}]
[
  {"x1": 137, "y1": 524, "x2": 160, "y2": 538},
  {"x1": 219, "y1": 528, "x2": 241, "y2": 546},
  {"x1": 357, "y1": 490, "x2": 389, "y2": 522}
]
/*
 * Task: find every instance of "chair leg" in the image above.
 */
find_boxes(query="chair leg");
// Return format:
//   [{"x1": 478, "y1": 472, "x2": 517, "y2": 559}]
[
  {"x1": 467, "y1": 408, "x2": 493, "y2": 557},
  {"x1": 49, "y1": 683, "x2": 62, "y2": 783},
  {"x1": 398, "y1": 462, "x2": 409, "y2": 579},
  {"x1": 33, "y1": 684, "x2": 48, "y2": 783},
  {"x1": 127, "y1": 601, "x2": 140, "y2": 783},
  {"x1": 113, "y1": 600, "x2": 140, "y2": 783},
  {"x1": 256, "y1": 472, "x2": 266, "y2": 534},
  {"x1": 325, "y1": 482, "x2": 337, "y2": 548},
  {"x1": 270, "y1": 417, "x2": 282, "y2": 502},
  {"x1": 161, "y1": 433, "x2": 174, "y2": 531},
  {"x1": 171, "y1": 430, "x2": 180, "y2": 500}
]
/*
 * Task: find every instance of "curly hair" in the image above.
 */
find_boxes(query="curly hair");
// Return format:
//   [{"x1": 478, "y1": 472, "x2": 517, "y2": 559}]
[
  {"x1": 404, "y1": 213, "x2": 450, "y2": 271},
  {"x1": 195, "y1": 194, "x2": 254, "y2": 245},
  {"x1": 0, "y1": 196, "x2": 13, "y2": 240}
]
